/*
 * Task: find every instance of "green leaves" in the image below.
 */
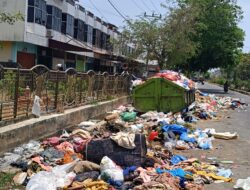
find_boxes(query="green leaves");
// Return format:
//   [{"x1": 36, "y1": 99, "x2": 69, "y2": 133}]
[{"x1": 185, "y1": 0, "x2": 245, "y2": 72}]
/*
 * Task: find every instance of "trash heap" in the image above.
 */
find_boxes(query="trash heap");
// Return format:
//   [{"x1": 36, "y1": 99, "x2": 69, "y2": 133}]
[
  {"x1": 188, "y1": 90, "x2": 248, "y2": 120},
  {"x1": 0, "y1": 102, "x2": 241, "y2": 190},
  {"x1": 153, "y1": 70, "x2": 195, "y2": 90},
  {"x1": 132, "y1": 70, "x2": 195, "y2": 90}
]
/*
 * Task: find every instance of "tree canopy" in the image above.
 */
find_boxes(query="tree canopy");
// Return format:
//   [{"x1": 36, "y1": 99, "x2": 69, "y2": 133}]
[
  {"x1": 183, "y1": 0, "x2": 245, "y2": 72},
  {"x1": 119, "y1": 0, "x2": 245, "y2": 73}
]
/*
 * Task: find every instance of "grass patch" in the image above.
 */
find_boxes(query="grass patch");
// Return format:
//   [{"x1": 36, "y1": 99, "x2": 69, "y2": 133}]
[{"x1": 0, "y1": 172, "x2": 24, "y2": 190}]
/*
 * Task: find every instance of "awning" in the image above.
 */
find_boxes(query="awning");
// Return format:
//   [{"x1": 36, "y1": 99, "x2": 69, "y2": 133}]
[{"x1": 49, "y1": 39, "x2": 92, "y2": 52}]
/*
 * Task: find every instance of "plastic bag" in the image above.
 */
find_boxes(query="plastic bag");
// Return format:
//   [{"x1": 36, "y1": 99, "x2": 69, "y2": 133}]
[
  {"x1": 234, "y1": 177, "x2": 250, "y2": 190},
  {"x1": 120, "y1": 112, "x2": 137, "y2": 122},
  {"x1": 162, "y1": 124, "x2": 188, "y2": 135},
  {"x1": 100, "y1": 156, "x2": 124, "y2": 182},
  {"x1": 198, "y1": 137, "x2": 213, "y2": 150},
  {"x1": 26, "y1": 161, "x2": 78, "y2": 190},
  {"x1": 170, "y1": 155, "x2": 187, "y2": 165},
  {"x1": 180, "y1": 132, "x2": 196, "y2": 143},
  {"x1": 32, "y1": 95, "x2": 41, "y2": 117},
  {"x1": 26, "y1": 171, "x2": 57, "y2": 190}
]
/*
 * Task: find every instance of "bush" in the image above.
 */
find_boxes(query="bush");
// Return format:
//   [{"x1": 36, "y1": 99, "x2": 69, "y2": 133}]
[
  {"x1": 210, "y1": 77, "x2": 225, "y2": 85},
  {"x1": 234, "y1": 79, "x2": 250, "y2": 91}
]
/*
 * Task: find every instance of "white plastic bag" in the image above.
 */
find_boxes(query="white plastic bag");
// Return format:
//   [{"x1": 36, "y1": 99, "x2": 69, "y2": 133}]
[
  {"x1": 100, "y1": 156, "x2": 124, "y2": 182},
  {"x1": 32, "y1": 95, "x2": 41, "y2": 117},
  {"x1": 26, "y1": 171, "x2": 57, "y2": 190},
  {"x1": 26, "y1": 161, "x2": 78, "y2": 190},
  {"x1": 234, "y1": 177, "x2": 250, "y2": 190}
]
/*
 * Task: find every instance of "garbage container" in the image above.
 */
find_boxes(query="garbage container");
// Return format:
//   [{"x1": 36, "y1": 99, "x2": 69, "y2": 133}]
[{"x1": 132, "y1": 78, "x2": 195, "y2": 113}]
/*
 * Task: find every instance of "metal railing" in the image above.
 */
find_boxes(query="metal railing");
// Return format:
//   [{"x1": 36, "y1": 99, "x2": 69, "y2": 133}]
[{"x1": 0, "y1": 65, "x2": 130, "y2": 123}]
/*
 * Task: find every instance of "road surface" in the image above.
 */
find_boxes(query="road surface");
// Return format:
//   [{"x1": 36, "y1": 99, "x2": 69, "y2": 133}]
[{"x1": 177, "y1": 82, "x2": 250, "y2": 190}]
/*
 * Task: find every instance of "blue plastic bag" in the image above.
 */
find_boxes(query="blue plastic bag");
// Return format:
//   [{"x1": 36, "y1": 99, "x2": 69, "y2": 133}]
[
  {"x1": 156, "y1": 168, "x2": 192, "y2": 178},
  {"x1": 180, "y1": 132, "x2": 196, "y2": 143},
  {"x1": 198, "y1": 137, "x2": 213, "y2": 150},
  {"x1": 170, "y1": 155, "x2": 187, "y2": 165},
  {"x1": 162, "y1": 124, "x2": 187, "y2": 135}
]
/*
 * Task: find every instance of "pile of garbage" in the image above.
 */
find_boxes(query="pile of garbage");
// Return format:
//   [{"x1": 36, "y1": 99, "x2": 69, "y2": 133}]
[
  {"x1": 187, "y1": 90, "x2": 248, "y2": 120},
  {"x1": 153, "y1": 70, "x2": 195, "y2": 90},
  {"x1": 132, "y1": 70, "x2": 195, "y2": 90},
  {"x1": 0, "y1": 102, "x2": 240, "y2": 190}
]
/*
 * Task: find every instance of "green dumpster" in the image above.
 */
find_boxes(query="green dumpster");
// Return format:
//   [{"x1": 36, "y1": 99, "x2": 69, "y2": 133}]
[{"x1": 132, "y1": 78, "x2": 195, "y2": 113}]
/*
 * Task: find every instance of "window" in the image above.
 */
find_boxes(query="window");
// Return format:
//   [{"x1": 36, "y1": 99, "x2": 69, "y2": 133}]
[
  {"x1": 74, "y1": 19, "x2": 84, "y2": 42},
  {"x1": 95, "y1": 29, "x2": 101, "y2": 48},
  {"x1": 101, "y1": 32, "x2": 107, "y2": 49},
  {"x1": 61, "y1": 13, "x2": 74, "y2": 37},
  {"x1": 92, "y1": 28, "x2": 96, "y2": 45},
  {"x1": 87, "y1": 25, "x2": 93, "y2": 44},
  {"x1": 84, "y1": 24, "x2": 88, "y2": 42},
  {"x1": 47, "y1": 5, "x2": 62, "y2": 32},
  {"x1": 66, "y1": 0, "x2": 75, "y2": 6},
  {"x1": 27, "y1": 0, "x2": 46, "y2": 26}
]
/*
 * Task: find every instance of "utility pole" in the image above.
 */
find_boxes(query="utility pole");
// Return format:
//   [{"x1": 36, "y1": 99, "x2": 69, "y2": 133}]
[
  {"x1": 143, "y1": 12, "x2": 162, "y2": 19},
  {"x1": 139, "y1": 12, "x2": 162, "y2": 77}
]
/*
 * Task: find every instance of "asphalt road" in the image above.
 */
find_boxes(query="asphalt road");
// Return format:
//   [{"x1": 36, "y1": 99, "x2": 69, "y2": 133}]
[{"x1": 176, "y1": 82, "x2": 250, "y2": 190}]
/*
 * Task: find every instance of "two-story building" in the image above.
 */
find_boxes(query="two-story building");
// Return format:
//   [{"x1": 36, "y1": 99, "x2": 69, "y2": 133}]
[{"x1": 0, "y1": 0, "x2": 137, "y2": 73}]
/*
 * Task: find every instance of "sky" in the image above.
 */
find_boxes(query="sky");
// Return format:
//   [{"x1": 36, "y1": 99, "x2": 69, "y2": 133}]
[{"x1": 79, "y1": 0, "x2": 250, "y2": 53}]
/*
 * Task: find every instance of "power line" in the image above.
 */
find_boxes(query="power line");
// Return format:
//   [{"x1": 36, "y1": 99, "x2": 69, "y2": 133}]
[
  {"x1": 149, "y1": 0, "x2": 160, "y2": 12},
  {"x1": 88, "y1": 0, "x2": 109, "y2": 22},
  {"x1": 84, "y1": 5, "x2": 121, "y2": 18},
  {"x1": 139, "y1": 0, "x2": 152, "y2": 12},
  {"x1": 107, "y1": 0, "x2": 130, "y2": 23},
  {"x1": 131, "y1": 0, "x2": 145, "y2": 12}
]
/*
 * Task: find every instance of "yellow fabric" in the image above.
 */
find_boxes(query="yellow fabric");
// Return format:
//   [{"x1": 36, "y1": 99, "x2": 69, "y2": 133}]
[
  {"x1": 196, "y1": 171, "x2": 232, "y2": 182},
  {"x1": 70, "y1": 179, "x2": 108, "y2": 190}
]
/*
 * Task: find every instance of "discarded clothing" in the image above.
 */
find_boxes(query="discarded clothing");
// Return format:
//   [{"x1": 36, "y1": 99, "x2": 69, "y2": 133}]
[
  {"x1": 156, "y1": 168, "x2": 192, "y2": 178},
  {"x1": 56, "y1": 142, "x2": 74, "y2": 152},
  {"x1": 43, "y1": 137, "x2": 61, "y2": 146},
  {"x1": 70, "y1": 179, "x2": 109, "y2": 190},
  {"x1": 196, "y1": 171, "x2": 232, "y2": 182},
  {"x1": 110, "y1": 132, "x2": 136, "y2": 149},
  {"x1": 74, "y1": 171, "x2": 100, "y2": 182},
  {"x1": 123, "y1": 166, "x2": 137, "y2": 176},
  {"x1": 203, "y1": 128, "x2": 238, "y2": 140},
  {"x1": 40, "y1": 147, "x2": 64, "y2": 162},
  {"x1": 73, "y1": 160, "x2": 100, "y2": 174},
  {"x1": 31, "y1": 156, "x2": 52, "y2": 171},
  {"x1": 136, "y1": 167, "x2": 151, "y2": 183}
]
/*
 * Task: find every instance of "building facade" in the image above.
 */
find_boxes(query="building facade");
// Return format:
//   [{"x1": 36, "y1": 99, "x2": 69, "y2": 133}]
[{"x1": 0, "y1": 0, "x2": 136, "y2": 73}]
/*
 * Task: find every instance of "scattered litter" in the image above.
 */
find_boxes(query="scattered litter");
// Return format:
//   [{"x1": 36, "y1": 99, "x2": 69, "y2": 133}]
[
  {"x1": 234, "y1": 177, "x2": 250, "y2": 190},
  {"x1": 0, "y1": 85, "x2": 244, "y2": 190}
]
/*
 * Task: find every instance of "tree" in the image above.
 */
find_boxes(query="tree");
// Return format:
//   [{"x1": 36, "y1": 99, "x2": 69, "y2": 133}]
[
  {"x1": 181, "y1": 0, "x2": 245, "y2": 72},
  {"x1": 118, "y1": 3, "x2": 198, "y2": 71},
  {"x1": 236, "y1": 53, "x2": 250, "y2": 80}
]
